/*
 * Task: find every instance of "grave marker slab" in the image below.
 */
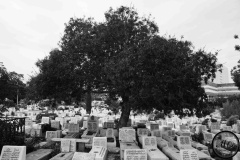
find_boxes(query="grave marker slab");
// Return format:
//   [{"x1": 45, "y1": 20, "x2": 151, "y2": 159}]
[
  {"x1": 124, "y1": 149, "x2": 147, "y2": 160},
  {"x1": 51, "y1": 120, "x2": 60, "y2": 130},
  {"x1": 106, "y1": 128, "x2": 114, "y2": 138},
  {"x1": 180, "y1": 149, "x2": 199, "y2": 160},
  {"x1": 119, "y1": 128, "x2": 136, "y2": 142},
  {"x1": 46, "y1": 131, "x2": 58, "y2": 141},
  {"x1": 151, "y1": 130, "x2": 162, "y2": 137},
  {"x1": 177, "y1": 136, "x2": 192, "y2": 149},
  {"x1": 72, "y1": 152, "x2": 95, "y2": 160},
  {"x1": 61, "y1": 139, "x2": 70, "y2": 152},
  {"x1": 92, "y1": 137, "x2": 107, "y2": 148},
  {"x1": 68, "y1": 124, "x2": 80, "y2": 133},
  {"x1": 0, "y1": 146, "x2": 26, "y2": 160},
  {"x1": 41, "y1": 117, "x2": 50, "y2": 124}
]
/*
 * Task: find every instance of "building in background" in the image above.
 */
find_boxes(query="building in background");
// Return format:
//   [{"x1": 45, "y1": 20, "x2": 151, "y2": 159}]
[
  {"x1": 213, "y1": 65, "x2": 229, "y2": 84},
  {"x1": 202, "y1": 65, "x2": 240, "y2": 100}
]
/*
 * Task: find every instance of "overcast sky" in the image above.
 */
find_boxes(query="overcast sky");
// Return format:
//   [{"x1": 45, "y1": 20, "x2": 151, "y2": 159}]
[{"x1": 0, "y1": 0, "x2": 240, "y2": 82}]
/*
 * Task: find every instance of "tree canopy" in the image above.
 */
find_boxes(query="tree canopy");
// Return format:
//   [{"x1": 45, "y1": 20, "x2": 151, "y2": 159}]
[
  {"x1": 0, "y1": 67, "x2": 25, "y2": 104},
  {"x1": 27, "y1": 6, "x2": 221, "y2": 127},
  {"x1": 231, "y1": 35, "x2": 240, "y2": 89}
]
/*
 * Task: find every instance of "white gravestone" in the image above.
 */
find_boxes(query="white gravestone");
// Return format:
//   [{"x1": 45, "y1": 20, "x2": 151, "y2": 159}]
[
  {"x1": 92, "y1": 137, "x2": 107, "y2": 148},
  {"x1": 61, "y1": 139, "x2": 70, "y2": 152},
  {"x1": 124, "y1": 149, "x2": 147, "y2": 160},
  {"x1": 180, "y1": 149, "x2": 199, "y2": 160},
  {"x1": 177, "y1": 136, "x2": 192, "y2": 149},
  {"x1": 41, "y1": 117, "x2": 50, "y2": 124},
  {"x1": 72, "y1": 152, "x2": 95, "y2": 160},
  {"x1": 0, "y1": 146, "x2": 26, "y2": 160},
  {"x1": 142, "y1": 136, "x2": 169, "y2": 160},
  {"x1": 119, "y1": 128, "x2": 136, "y2": 142},
  {"x1": 106, "y1": 128, "x2": 116, "y2": 148},
  {"x1": 106, "y1": 128, "x2": 114, "y2": 138}
]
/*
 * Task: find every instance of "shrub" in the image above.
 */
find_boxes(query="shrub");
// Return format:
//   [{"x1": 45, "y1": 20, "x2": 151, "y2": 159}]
[
  {"x1": 221, "y1": 100, "x2": 240, "y2": 119},
  {"x1": 226, "y1": 115, "x2": 239, "y2": 126}
]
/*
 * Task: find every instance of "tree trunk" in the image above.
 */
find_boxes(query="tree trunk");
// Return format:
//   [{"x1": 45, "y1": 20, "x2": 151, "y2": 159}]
[
  {"x1": 119, "y1": 96, "x2": 131, "y2": 128},
  {"x1": 86, "y1": 88, "x2": 92, "y2": 114}
]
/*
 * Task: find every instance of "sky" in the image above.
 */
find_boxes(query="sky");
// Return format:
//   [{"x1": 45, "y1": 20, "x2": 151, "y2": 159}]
[{"x1": 0, "y1": 0, "x2": 240, "y2": 83}]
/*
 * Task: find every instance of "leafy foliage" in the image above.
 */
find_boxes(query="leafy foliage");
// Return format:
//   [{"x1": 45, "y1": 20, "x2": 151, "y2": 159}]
[
  {"x1": 0, "y1": 67, "x2": 26, "y2": 103},
  {"x1": 226, "y1": 115, "x2": 239, "y2": 126},
  {"x1": 221, "y1": 99, "x2": 240, "y2": 119},
  {"x1": 231, "y1": 35, "x2": 240, "y2": 89}
]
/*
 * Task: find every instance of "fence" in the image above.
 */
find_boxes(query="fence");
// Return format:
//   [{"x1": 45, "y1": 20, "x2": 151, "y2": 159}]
[{"x1": 0, "y1": 117, "x2": 25, "y2": 151}]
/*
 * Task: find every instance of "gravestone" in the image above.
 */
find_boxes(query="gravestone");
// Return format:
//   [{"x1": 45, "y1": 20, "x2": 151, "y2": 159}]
[
  {"x1": 87, "y1": 116, "x2": 99, "y2": 133},
  {"x1": 180, "y1": 149, "x2": 199, "y2": 160},
  {"x1": 180, "y1": 125, "x2": 190, "y2": 131},
  {"x1": 203, "y1": 133, "x2": 213, "y2": 142},
  {"x1": 181, "y1": 132, "x2": 191, "y2": 137},
  {"x1": 177, "y1": 136, "x2": 191, "y2": 149},
  {"x1": 106, "y1": 128, "x2": 114, "y2": 138},
  {"x1": 61, "y1": 139, "x2": 71, "y2": 152},
  {"x1": 142, "y1": 136, "x2": 157, "y2": 149},
  {"x1": 210, "y1": 122, "x2": 220, "y2": 132},
  {"x1": 151, "y1": 130, "x2": 162, "y2": 137},
  {"x1": 51, "y1": 120, "x2": 60, "y2": 130},
  {"x1": 222, "y1": 126, "x2": 232, "y2": 131},
  {"x1": 119, "y1": 128, "x2": 136, "y2": 142},
  {"x1": 92, "y1": 137, "x2": 107, "y2": 148},
  {"x1": 137, "y1": 128, "x2": 149, "y2": 137},
  {"x1": 166, "y1": 130, "x2": 175, "y2": 138},
  {"x1": 150, "y1": 123, "x2": 159, "y2": 131},
  {"x1": 142, "y1": 136, "x2": 169, "y2": 160},
  {"x1": 68, "y1": 124, "x2": 80, "y2": 133},
  {"x1": 41, "y1": 117, "x2": 50, "y2": 124},
  {"x1": 46, "y1": 131, "x2": 59, "y2": 141},
  {"x1": 0, "y1": 146, "x2": 26, "y2": 160},
  {"x1": 167, "y1": 123, "x2": 174, "y2": 129},
  {"x1": 104, "y1": 122, "x2": 114, "y2": 129},
  {"x1": 72, "y1": 152, "x2": 95, "y2": 160},
  {"x1": 124, "y1": 149, "x2": 147, "y2": 160},
  {"x1": 90, "y1": 137, "x2": 108, "y2": 160}
]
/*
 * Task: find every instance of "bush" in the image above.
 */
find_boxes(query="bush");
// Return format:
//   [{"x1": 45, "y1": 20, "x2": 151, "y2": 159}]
[
  {"x1": 226, "y1": 115, "x2": 239, "y2": 126},
  {"x1": 221, "y1": 100, "x2": 240, "y2": 119}
]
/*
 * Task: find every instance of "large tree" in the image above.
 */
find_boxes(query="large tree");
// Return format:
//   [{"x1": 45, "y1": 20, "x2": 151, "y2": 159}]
[
  {"x1": 231, "y1": 35, "x2": 240, "y2": 89},
  {"x1": 0, "y1": 67, "x2": 25, "y2": 103},
  {"x1": 101, "y1": 6, "x2": 221, "y2": 127}
]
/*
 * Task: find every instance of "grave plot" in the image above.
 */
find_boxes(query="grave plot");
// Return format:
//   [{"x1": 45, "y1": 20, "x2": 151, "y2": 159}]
[
  {"x1": 89, "y1": 137, "x2": 108, "y2": 160},
  {"x1": 82, "y1": 115, "x2": 100, "y2": 148},
  {"x1": 141, "y1": 136, "x2": 169, "y2": 160},
  {"x1": 137, "y1": 128, "x2": 150, "y2": 145},
  {"x1": 119, "y1": 128, "x2": 140, "y2": 160},
  {"x1": 106, "y1": 128, "x2": 117, "y2": 148}
]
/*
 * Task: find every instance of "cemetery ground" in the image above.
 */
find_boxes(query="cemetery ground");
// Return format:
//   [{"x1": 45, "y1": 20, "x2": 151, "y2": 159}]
[{"x1": 1, "y1": 106, "x2": 240, "y2": 160}]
